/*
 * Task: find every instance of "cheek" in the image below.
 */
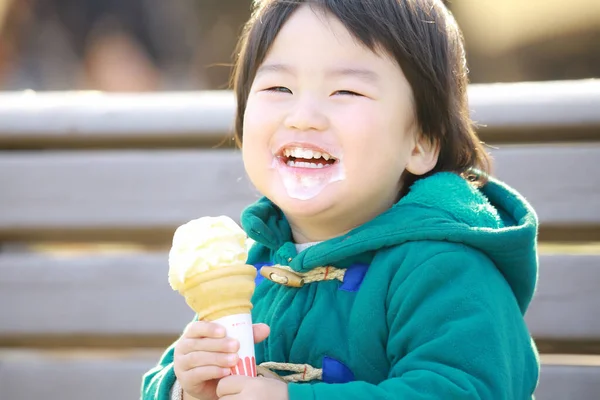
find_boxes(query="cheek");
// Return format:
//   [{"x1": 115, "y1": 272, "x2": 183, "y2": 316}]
[
  {"x1": 332, "y1": 105, "x2": 378, "y2": 154},
  {"x1": 241, "y1": 127, "x2": 262, "y2": 172},
  {"x1": 242, "y1": 102, "x2": 269, "y2": 153},
  {"x1": 337, "y1": 105, "x2": 412, "y2": 187},
  {"x1": 242, "y1": 100, "x2": 262, "y2": 140},
  {"x1": 242, "y1": 135, "x2": 267, "y2": 194},
  {"x1": 243, "y1": 96, "x2": 283, "y2": 140},
  {"x1": 241, "y1": 101, "x2": 278, "y2": 182},
  {"x1": 336, "y1": 105, "x2": 403, "y2": 161}
]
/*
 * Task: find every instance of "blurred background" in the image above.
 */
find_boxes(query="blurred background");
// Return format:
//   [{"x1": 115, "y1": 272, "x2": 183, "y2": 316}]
[{"x1": 1, "y1": 0, "x2": 599, "y2": 92}]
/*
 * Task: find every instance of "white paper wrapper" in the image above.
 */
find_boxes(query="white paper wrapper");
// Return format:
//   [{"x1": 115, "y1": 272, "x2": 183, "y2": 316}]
[{"x1": 214, "y1": 313, "x2": 256, "y2": 377}]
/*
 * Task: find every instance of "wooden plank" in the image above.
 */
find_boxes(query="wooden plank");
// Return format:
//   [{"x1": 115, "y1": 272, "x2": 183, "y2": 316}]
[
  {"x1": 0, "y1": 80, "x2": 598, "y2": 148},
  {"x1": 525, "y1": 254, "x2": 600, "y2": 341},
  {"x1": 467, "y1": 79, "x2": 600, "y2": 130},
  {"x1": 0, "y1": 253, "x2": 193, "y2": 336},
  {"x1": 0, "y1": 350, "x2": 597, "y2": 400},
  {"x1": 492, "y1": 144, "x2": 600, "y2": 228},
  {"x1": 0, "y1": 145, "x2": 599, "y2": 242},
  {"x1": 0, "y1": 252, "x2": 598, "y2": 340},
  {"x1": 0, "y1": 149, "x2": 258, "y2": 242},
  {"x1": 0, "y1": 349, "x2": 160, "y2": 400},
  {"x1": 535, "y1": 364, "x2": 600, "y2": 400},
  {"x1": 0, "y1": 90, "x2": 235, "y2": 142}
]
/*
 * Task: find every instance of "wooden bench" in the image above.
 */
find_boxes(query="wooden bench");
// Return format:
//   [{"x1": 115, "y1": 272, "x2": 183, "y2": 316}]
[{"x1": 0, "y1": 80, "x2": 599, "y2": 399}]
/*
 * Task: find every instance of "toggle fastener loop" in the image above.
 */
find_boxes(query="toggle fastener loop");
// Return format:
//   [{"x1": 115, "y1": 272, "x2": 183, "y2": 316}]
[{"x1": 260, "y1": 266, "x2": 304, "y2": 287}]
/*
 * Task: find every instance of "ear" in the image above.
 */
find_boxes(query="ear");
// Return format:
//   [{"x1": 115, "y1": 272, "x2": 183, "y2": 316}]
[{"x1": 405, "y1": 135, "x2": 439, "y2": 176}]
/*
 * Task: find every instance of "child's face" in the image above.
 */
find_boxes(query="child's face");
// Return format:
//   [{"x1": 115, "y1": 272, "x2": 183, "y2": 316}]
[{"x1": 242, "y1": 5, "x2": 421, "y2": 235}]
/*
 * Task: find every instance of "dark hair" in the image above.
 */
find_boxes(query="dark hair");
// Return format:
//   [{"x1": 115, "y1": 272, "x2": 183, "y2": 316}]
[{"x1": 231, "y1": 0, "x2": 491, "y2": 194}]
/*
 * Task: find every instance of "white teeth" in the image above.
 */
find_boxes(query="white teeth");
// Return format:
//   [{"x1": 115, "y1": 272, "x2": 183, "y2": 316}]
[
  {"x1": 282, "y1": 147, "x2": 334, "y2": 161},
  {"x1": 287, "y1": 160, "x2": 324, "y2": 169}
]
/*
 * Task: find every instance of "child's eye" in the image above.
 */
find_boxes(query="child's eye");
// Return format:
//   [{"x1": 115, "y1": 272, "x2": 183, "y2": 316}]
[
  {"x1": 333, "y1": 90, "x2": 363, "y2": 97},
  {"x1": 265, "y1": 86, "x2": 292, "y2": 94}
]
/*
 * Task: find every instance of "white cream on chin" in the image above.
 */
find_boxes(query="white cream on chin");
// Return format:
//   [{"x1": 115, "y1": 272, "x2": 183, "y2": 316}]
[{"x1": 272, "y1": 157, "x2": 346, "y2": 200}]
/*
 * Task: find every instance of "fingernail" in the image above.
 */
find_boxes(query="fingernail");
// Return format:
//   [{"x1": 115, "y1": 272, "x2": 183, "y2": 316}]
[
  {"x1": 222, "y1": 368, "x2": 231, "y2": 376},
  {"x1": 215, "y1": 327, "x2": 225, "y2": 336},
  {"x1": 227, "y1": 354, "x2": 238, "y2": 365},
  {"x1": 228, "y1": 340, "x2": 238, "y2": 351}
]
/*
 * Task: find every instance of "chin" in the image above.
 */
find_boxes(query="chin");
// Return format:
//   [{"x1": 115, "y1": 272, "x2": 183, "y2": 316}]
[{"x1": 268, "y1": 186, "x2": 341, "y2": 219}]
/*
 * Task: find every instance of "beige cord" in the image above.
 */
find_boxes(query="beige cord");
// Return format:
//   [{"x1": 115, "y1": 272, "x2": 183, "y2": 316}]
[{"x1": 259, "y1": 362, "x2": 323, "y2": 382}]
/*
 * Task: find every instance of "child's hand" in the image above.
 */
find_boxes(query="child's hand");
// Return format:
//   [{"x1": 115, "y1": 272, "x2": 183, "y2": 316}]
[
  {"x1": 173, "y1": 320, "x2": 270, "y2": 400},
  {"x1": 216, "y1": 375, "x2": 289, "y2": 400}
]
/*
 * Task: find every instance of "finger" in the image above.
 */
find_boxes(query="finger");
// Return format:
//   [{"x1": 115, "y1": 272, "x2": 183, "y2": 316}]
[
  {"x1": 252, "y1": 324, "x2": 270, "y2": 344},
  {"x1": 184, "y1": 365, "x2": 232, "y2": 382},
  {"x1": 184, "y1": 321, "x2": 226, "y2": 339},
  {"x1": 177, "y1": 337, "x2": 239, "y2": 355},
  {"x1": 216, "y1": 375, "x2": 250, "y2": 398},
  {"x1": 181, "y1": 350, "x2": 239, "y2": 371}
]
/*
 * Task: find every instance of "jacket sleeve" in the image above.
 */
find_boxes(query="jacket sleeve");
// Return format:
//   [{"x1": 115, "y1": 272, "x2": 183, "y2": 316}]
[
  {"x1": 141, "y1": 341, "x2": 178, "y2": 400},
  {"x1": 288, "y1": 249, "x2": 540, "y2": 400}
]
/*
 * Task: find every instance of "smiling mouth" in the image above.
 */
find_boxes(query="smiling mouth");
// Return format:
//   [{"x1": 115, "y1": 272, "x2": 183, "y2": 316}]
[{"x1": 278, "y1": 146, "x2": 339, "y2": 169}]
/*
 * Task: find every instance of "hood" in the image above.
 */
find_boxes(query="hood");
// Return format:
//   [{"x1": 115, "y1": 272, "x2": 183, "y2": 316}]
[{"x1": 241, "y1": 172, "x2": 539, "y2": 313}]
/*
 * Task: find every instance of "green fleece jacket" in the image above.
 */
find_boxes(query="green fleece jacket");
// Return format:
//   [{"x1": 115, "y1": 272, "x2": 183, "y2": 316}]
[{"x1": 142, "y1": 172, "x2": 540, "y2": 399}]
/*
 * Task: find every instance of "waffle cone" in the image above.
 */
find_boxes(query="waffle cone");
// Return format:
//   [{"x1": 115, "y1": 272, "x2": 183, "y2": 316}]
[{"x1": 180, "y1": 264, "x2": 256, "y2": 321}]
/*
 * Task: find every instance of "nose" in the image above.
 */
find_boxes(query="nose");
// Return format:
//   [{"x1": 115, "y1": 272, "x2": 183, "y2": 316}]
[{"x1": 283, "y1": 95, "x2": 329, "y2": 132}]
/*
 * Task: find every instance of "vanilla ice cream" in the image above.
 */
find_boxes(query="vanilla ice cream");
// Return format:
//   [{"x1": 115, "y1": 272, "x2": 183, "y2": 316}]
[{"x1": 168, "y1": 216, "x2": 249, "y2": 291}]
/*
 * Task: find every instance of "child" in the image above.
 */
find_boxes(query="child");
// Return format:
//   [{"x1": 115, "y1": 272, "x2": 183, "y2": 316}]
[{"x1": 142, "y1": 0, "x2": 540, "y2": 399}]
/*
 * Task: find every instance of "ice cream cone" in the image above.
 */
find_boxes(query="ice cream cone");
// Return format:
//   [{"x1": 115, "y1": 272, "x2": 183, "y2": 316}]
[
  {"x1": 180, "y1": 264, "x2": 256, "y2": 321},
  {"x1": 179, "y1": 263, "x2": 258, "y2": 377}
]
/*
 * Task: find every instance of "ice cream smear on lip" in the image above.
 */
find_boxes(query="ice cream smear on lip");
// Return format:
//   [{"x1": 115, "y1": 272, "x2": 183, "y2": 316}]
[
  {"x1": 168, "y1": 216, "x2": 249, "y2": 291},
  {"x1": 273, "y1": 145, "x2": 346, "y2": 200}
]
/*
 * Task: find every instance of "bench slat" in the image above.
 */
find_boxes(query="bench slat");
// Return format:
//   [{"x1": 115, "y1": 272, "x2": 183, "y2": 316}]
[
  {"x1": 467, "y1": 79, "x2": 600, "y2": 129},
  {"x1": 0, "y1": 350, "x2": 596, "y2": 400},
  {"x1": 0, "y1": 149, "x2": 256, "y2": 242},
  {"x1": 0, "y1": 252, "x2": 598, "y2": 340},
  {"x1": 1, "y1": 145, "x2": 599, "y2": 242},
  {"x1": 492, "y1": 144, "x2": 600, "y2": 228},
  {"x1": 525, "y1": 254, "x2": 600, "y2": 340},
  {"x1": 0, "y1": 91, "x2": 235, "y2": 138},
  {"x1": 0, "y1": 350, "x2": 158, "y2": 400},
  {"x1": 535, "y1": 364, "x2": 600, "y2": 400},
  {"x1": 0, "y1": 253, "x2": 193, "y2": 336},
  {"x1": 0, "y1": 80, "x2": 598, "y2": 145}
]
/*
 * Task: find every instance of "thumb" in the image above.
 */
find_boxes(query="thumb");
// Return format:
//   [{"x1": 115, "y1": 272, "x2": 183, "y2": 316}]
[{"x1": 252, "y1": 323, "x2": 270, "y2": 344}]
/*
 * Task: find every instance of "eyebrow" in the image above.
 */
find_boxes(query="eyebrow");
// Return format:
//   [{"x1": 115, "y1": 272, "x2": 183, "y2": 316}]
[
  {"x1": 327, "y1": 67, "x2": 381, "y2": 84},
  {"x1": 256, "y1": 63, "x2": 381, "y2": 84},
  {"x1": 256, "y1": 63, "x2": 294, "y2": 76}
]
